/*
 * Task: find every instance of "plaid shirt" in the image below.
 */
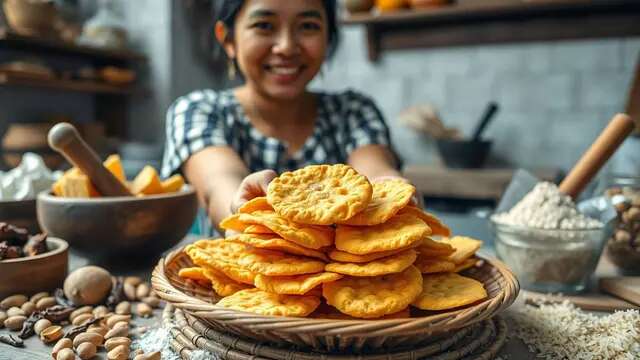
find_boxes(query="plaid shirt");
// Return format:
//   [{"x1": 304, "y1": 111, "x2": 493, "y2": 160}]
[{"x1": 161, "y1": 88, "x2": 394, "y2": 178}]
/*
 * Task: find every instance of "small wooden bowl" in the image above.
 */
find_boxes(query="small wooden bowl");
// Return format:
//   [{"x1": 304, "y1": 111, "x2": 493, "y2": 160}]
[{"x1": 0, "y1": 237, "x2": 68, "y2": 299}]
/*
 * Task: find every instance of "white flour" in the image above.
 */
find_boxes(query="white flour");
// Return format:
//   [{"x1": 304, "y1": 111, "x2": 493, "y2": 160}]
[{"x1": 492, "y1": 182, "x2": 602, "y2": 230}]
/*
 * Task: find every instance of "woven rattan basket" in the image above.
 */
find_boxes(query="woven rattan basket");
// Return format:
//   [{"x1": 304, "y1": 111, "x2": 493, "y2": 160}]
[{"x1": 152, "y1": 247, "x2": 518, "y2": 351}]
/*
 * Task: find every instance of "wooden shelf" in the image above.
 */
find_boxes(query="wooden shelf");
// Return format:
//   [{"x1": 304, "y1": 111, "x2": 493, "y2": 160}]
[
  {"x1": 0, "y1": 73, "x2": 136, "y2": 95},
  {"x1": 342, "y1": 0, "x2": 640, "y2": 61},
  {"x1": 0, "y1": 27, "x2": 146, "y2": 63}
]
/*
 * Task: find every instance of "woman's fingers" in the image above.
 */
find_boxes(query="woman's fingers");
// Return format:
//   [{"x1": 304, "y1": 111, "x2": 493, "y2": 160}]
[{"x1": 230, "y1": 169, "x2": 278, "y2": 213}]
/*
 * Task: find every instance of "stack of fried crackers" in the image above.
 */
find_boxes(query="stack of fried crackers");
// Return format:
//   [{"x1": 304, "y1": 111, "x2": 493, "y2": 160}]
[{"x1": 179, "y1": 164, "x2": 488, "y2": 319}]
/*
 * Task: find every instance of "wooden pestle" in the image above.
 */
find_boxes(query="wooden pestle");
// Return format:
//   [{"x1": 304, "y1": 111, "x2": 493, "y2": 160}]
[
  {"x1": 48, "y1": 122, "x2": 132, "y2": 196},
  {"x1": 559, "y1": 113, "x2": 636, "y2": 199}
]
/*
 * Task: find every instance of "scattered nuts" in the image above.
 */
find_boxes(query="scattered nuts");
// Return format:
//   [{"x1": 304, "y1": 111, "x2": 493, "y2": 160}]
[
  {"x1": 136, "y1": 303, "x2": 153, "y2": 317},
  {"x1": 0, "y1": 311, "x2": 7, "y2": 328},
  {"x1": 7, "y1": 306, "x2": 25, "y2": 317},
  {"x1": 104, "y1": 336, "x2": 131, "y2": 351},
  {"x1": 64, "y1": 266, "x2": 113, "y2": 305},
  {"x1": 70, "y1": 306, "x2": 93, "y2": 322},
  {"x1": 134, "y1": 351, "x2": 161, "y2": 360},
  {"x1": 76, "y1": 342, "x2": 97, "y2": 360},
  {"x1": 56, "y1": 348, "x2": 76, "y2": 360},
  {"x1": 21, "y1": 301, "x2": 36, "y2": 316},
  {"x1": 105, "y1": 325, "x2": 128, "y2": 339},
  {"x1": 124, "y1": 282, "x2": 137, "y2": 301},
  {"x1": 115, "y1": 301, "x2": 131, "y2": 315},
  {"x1": 34, "y1": 318, "x2": 53, "y2": 335},
  {"x1": 52, "y1": 338, "x2": 73, "y2": 359},
  {"x1": 36, "y1": 296, "x2": 57, "y2": 310},
  {"x1": 40, "y1": 325, "x2": 64, "y2": 343},
  {"x1": 1, "y1": 294, "x2": 28, "y2": 309},
  {"x1": 107, "y1": 344, "x2": 129, "y2": 360},
  {"x1": 124, "y1": 276, "x2": 143, "y2": 287},
  {"x1": 72, "y1": 313, "x2": 94, "y2": 326},
  {"x1": 141, "y1": 296, "x2": 161, "y2": 308},
  {"x1": 106, "y1": 314, "x2": 131, "y2": 328},
  {"x1": 86, "y1": 324, "x2": 108, "y2": 336},
  {"x1": 30, "y1": 291, "x2": 49, "y2": 304},
  {"x1": 135, "y1": 283, "x2": 151, "y2": 300},
  {"x1": 93, "y1": 305, "x2": 109, "y2": 318},
  {"x1": 73, "y1": 332, "x2": 104, "y2": 347},
  {"x1": 4, "y1": 315, "x2": 27, "y2": 330}
]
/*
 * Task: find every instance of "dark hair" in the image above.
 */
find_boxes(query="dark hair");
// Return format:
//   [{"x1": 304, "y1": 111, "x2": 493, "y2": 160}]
[{"x1": 217, "y1": 0, "x2": 340, "y2": 59}]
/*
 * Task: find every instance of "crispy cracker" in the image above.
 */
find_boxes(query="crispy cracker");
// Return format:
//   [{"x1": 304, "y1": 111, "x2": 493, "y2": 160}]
[
  {"x1": 325, "y1": 249, "x2": 417, "y2": 277},
  {"x1": 237, "y1": 248, "x2": 326, "y2": 276},
  {"x1": 238, "y1": 197, "x2": 273, "y2": 213},
  {"x1": 178, "y1": 267, "x2": 209, "y2": 282},
  {"x1": 185, "y1": 240, "x2": 256, "y2": 284},
  {"x1": 454, "y1": 257, "x2": 479, "y2": 273},
  {"x1": 267, "y1": 164, "x2": 373, "y2": 225},
  {"x1": 414, "y1": 256, "x2": 456, "y2": 274},
  {"x1": 328, "y1": 242, "x2": 420, "y2": 263},
  {"x1": 219, "y1": 214, "x2": 249, "y2": 232},
  {"x1": 412, "y1": 273, "x2": 487, "y2": 311},
  {"x1": 323, "y1": 266, "x2": 423, "y2": 319},
  {"x1": 441, "y1": 236, "x2": 483, "y2": 264},
  {"x1": 243, "y1": 224, "x2": 276, "y2": 234},
  {"x1": 254, "y1": 272, "x2": 343, "y2": 295},
  {"x1": 339, "y1": 179, "x2": 414, "y2": 226},
  {"x1": 230, "y1": 233, "x2": 329, "y2": 261},
  {"x1": 398, "y1": 206, "x2": 451, "y2": 237},
  {"x1": 335, "y1": 213, "x2": 430, "y2": 255},
  {"x1": 238, "y1": 210, "x2": 334, "y2": 249},
  {"x1": 217, "y1": 288, "x2": 320, "y2": 317},
  {"x1": 201, "y1": 266, "x2": 251, "y2": 296},
  {"x1": 416, "y1": 237, "x2": 455, "y2": 257}
]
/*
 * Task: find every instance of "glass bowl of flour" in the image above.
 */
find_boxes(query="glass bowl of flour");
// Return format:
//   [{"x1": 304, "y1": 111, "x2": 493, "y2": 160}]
[{"x1": 490, "y1": 182, "x2": 612, "y2": 293}]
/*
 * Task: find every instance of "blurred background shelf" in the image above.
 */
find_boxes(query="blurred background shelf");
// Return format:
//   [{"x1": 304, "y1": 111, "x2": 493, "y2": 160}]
[{"x1": 0, "y1": 72, "x2": 136, "y2": 95}]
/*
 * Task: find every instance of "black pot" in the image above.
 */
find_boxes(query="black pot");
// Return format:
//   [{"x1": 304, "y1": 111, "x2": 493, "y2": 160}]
[{"x1": 436, "y1": 139, "x2": 492, "y2": 168}]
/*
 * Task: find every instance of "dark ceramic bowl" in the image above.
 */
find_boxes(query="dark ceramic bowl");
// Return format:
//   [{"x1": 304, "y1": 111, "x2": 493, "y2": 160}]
[
  {"x1": 0, "y1": 198, "x2": 40, "y2": 233},
  {"x1": 36, "y1": 186, "x2": 198, "y2": 259},
  {"x1": 436, "y1": 139, "x2": 492, "y2": 168}
]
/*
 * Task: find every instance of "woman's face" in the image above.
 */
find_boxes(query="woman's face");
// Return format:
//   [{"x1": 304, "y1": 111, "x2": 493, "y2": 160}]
[{"x1": 225, "y1": 0, "x2": 328, "y2": 100}]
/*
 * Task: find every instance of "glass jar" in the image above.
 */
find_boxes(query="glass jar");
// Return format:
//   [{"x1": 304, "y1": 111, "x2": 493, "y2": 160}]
[{"x1": 597, "y1": 175, "x2": 640, "y2": 273}]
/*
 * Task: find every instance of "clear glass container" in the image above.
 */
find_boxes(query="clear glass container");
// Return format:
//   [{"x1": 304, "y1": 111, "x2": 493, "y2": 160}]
[{"x1": 490, "y1": 219, "x2": 608, "y2": 293}]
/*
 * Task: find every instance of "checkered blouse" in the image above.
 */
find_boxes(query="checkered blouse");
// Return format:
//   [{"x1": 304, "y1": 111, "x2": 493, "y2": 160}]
[{"x1": 161, "y1": 88, "x2": 394, "y2": 178}]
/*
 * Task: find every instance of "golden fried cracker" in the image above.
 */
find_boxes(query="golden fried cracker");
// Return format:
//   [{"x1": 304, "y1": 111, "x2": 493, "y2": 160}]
[
  {"x1": 230, "y1": 233, "x2": 328, "y2": 261},
  {"x1": 237, "y1": 248, "x2": 326, "y2": 276},
  {"x1": 238, "y1": 210, "x2": 334, "y2": 249},
  {"x1": 441, "y1": 236, "x2": 483, "y2": 264},
  {"x1": 323, "y1": 266, "x2": 423, "y2": 319},
  {"x1": 244, "y1": 224, "x2": 275, "y2": 234},
  {"x1": 238, "y1": 197, "x2": 273, "y2": 213},
  {"x1": 185, "y1": 240, "x2": 256, "y2": 284},
  {"x1": 178, "y1": 267, "x2": 209, "y2": 282},
  {"x1": 217, "y1": 288, "x2": 320, "y2": 317},
  {"x1": 219, "y1": 214, "x2": 249, "y2": 232},
  {"x1": 311, "y1": 303, "x2": 411, "y2": 320},
  {"x1": 339, "y1": 179, "x2": 414, "y2": 226},
  {"x1": 412, "y1": 273, "x2": 487, "y2": 311},
  {"x1": 417, "y1": 237, "x2": 455, "y2": 257},
  {"x1": 335, "y1": 213, "x2": 430, "y2": 255},
  {"x1": 454, "y1": 257, "x2": 479, "y2": 273},
  {"x1": 325, "y1": 249, "x2": 417, "y2": 277},
  {"x1": 328, "y1": 242, "x2": 420, "y2": 263},
  {"x1": 399, "y1": 206, "x2": 451, "y2": 237},
  {"x1": 254, "y1": 272, "x2": 343, "y2": 295},
  {"x1": 201, "y1": 266, "x2": 251, "y2": 296},
  {"x1": 267, "y1": 164, "x2": 372, "y2": 225},
  {"x1": 414, "y1": 256, "x2": 456, "y2": 274}
]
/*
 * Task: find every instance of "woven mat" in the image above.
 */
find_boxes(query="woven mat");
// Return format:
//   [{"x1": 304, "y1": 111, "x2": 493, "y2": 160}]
[{"x1": 163, "y1": 305, "x2": 507, "y2": 360}]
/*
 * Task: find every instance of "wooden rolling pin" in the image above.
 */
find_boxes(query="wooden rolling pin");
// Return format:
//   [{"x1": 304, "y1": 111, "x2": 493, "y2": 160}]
[
  {"x1": 48, "y1": 122, "x2": 132, "y2": 197},
  {"x1": 559, "y1": 113, "x2": 636, "y2": 199}
]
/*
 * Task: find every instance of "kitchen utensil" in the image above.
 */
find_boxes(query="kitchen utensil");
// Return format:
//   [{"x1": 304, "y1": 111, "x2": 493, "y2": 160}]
[
  {"x1": 48, "y1": 122, "x2": 131, "y2": 196},
  {"x1": 523, "y1": 290, "x2": 638, "y2": 311},
  {"x1": 600, "y1": 277, "x2": 640, "y2": 306},
  {"x1": 496, "y1": 113, "x2": 636, "y2": 212},
  {"x1": 471, "y1": 102, "x2": 499, "y2": 141},
  {"x1": 0, "y1": 237, "x2": 68, "y2": 298}
]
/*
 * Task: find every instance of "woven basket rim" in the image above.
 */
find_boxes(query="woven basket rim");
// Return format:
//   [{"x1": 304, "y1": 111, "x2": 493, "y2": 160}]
[{"x1": 152, "y1": 245, "x2": 519, "y2": 332}]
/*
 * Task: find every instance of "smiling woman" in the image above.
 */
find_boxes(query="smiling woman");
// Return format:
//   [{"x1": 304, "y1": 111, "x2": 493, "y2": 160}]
[{"x1": 162, "y1": 0, "x2": 408, "y2": 234}]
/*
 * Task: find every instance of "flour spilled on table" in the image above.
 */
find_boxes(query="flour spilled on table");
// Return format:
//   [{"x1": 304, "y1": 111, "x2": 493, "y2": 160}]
[
  {"x1": 508, "y1": 299, "x2": 640, "y2": 360},
  {"x1": 133, "y1": 326, "x2": 217, "y2": 360}
]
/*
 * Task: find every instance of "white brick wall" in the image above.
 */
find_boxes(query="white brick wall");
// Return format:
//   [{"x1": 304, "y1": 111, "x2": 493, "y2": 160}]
[{"x1": 314, "y1": 26, "x2": 640, "y2": 173}]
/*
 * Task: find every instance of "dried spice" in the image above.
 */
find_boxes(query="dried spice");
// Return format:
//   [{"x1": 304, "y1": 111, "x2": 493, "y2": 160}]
[
  {"x1": 54, "y1": 288, "x2": 76, "y2": 308},
  {"x1": 0, "y1": 241, "x2": 23, "y2": 260},
  {"x1": 0, "y1": 334, "x2": 24, "y2": 347},
  {"x1": 64, "y1": 316, "x2": 103, "y2": 340},
  {"x1": 0, "y1": 222, "x2": 29, "y2": 246},
  {"x1": 43, "y1": 305, "x2": 75, "y2": 323},
  {"x1": 23, "y1": 233, "x2": 48, "y2": 257},
  {"x1": 106, "y1": 277, "x2": 125, "y2": 310},
  {"x1": 18, "y1": 311, "x2": 44, "y2": 339}
]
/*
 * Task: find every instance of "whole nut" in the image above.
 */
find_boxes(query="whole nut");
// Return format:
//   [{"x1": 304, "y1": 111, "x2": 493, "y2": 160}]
[
  {"x1": 124, "y1": 276, "x2": 143, "y2": 287},
  {"x1": 56, "y1": 348, "x2": 76, "y2": 360},
  {"x1": 136, "y1": 303, "x2": 153, "y2": 318},
  {"x1": 76, "y1": 342, "x2": 97, "y2": 360},
  {"x1": 105, "y1": 325, "x2": 128, "y2": 339},
  {"x1": 134, "y1": 351, "x2": 161, "y2": 360},
  {"x1": 7, "y1": 306, "x2": 25, "y2": 317},
  {"x1": 115, "y1": 301, "x2": 131, "y2": 315},
  {"x1": 135, "y1": 283, "x2": 151, "y2": 300},
  {"x1": 104, "y1": 336, "x2": 131, "y2": 351},
  {"x1": 72, "y1": 313, "x2": 94, "y2": 326},
  {"x1": 30, "y1": 291, "x2": 49, "y2": 304},
  {"x1": 141, "y1": 297, "x2": 161, "y2": 308},
  {"x1": 21, "y1": 301, "x2": 36, "y2": 316},
  {"x1": 0, "y1": 311, "x2": 7, "y2": 328},
  {"x1": 93, "y1": 305, "x2": 109, "y2": 318},
  {"x1": 73, "y1": 332, "x2": 104, "y2": 347},
  {"x1": 106, "y1": 314, "x2": 131, "y2": 328},
  {"x1": 107, "y1": 344, "x2": 129, "y2": 360},
  {"x1": 36, "y1": 297, "x2": 57, "y2": 310},
  {"x1": 112, "y1": 321, "x2": 128, "y2": 330},
  {"x1": 70, "y1": 306, "x2": 93, "y2": 322},
  {"x1": 4, "y1": 315, "x2": 26, "y2": 330},
  {"x1": 124, "y1": 283, "x2": 137, "y2": 301},
  {"x1": 34, "y1": 318, "x2": 53, "y2": 335},
  {"x1": 40, "y1": 325, "x2": 64, "y2": 343},
  {"x1": 52, "y1": 338, "x2": 73, "y2": 359},
  {"x1": 616, "y1": 229, "x2": 632, "y2": 242},
  {"x1": 86, "y1": 324, "x2": 108, "y2": 336},
  {"x1": 1, "y1": 294, "x2": 28, "y2": 309}
]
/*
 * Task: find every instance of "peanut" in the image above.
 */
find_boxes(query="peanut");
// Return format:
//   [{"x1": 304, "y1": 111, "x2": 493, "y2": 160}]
[
  {"x1": 72, "y1": 313, "x2": 93, "y2": 326},
  {"x1": 124, "y1": 282, "x2": 137, "y2": 301},
  {"x1": 52, "y1": 338, "x2": 73, "y2": 359},
  {"x1": 72, "y1": 332, "x2": 103, "y2": 347},
  {"x1": 1, "y1": 294, "x2": 28, "y2": 309},
  {"x1": 21, "y1": 301, "x2": 36, "y2": 316},
  {"x1": 115, "y1": 301, "x2": 131, "y2": 315},
  {"x1": 4, "y1": 315, "x2": 26, "y2": 330},
  {"x1": 104, "y1": 336, "x2": 131, "y2": 351},
  {"x1": 56, "y1": 348, "x2": 76, "y2": 360},
  {"x1": 134, "y1": 351, "x2": 161, "y2": 360},
  {"x1": 86, "y1": 324, "x2": 108, "y2": 336},
  {"x1": 70, "y1": 306, "x2": 93, "y2": 322},
  {"x1": 40, "y1": 325, "x2": 64, "y2": 343},
  {"x1": 30, "y1": 291, "x2": 49, "y2": 304},
  {"x1": 135, "y1": 283, "x2": 151, "y2": 300},
  {"x1": 93, "y1": 305, "x2": 109, "y2": 318},
  {"x1": 106, "y1": 314, "x2": 131, "y2": 328},
  {"x1": 7, "y1": 306, "x2": 25, "y2": 317},
  {"x1": 124, "y1": 276, "x2": 143, "y2": 287},
  {"x1": 136, "y1": 303, "x2": 153, "y2": 318},
  {"x1": 105, "y1": 325, "x2": 128, "y2": 339},
  {"x1": 76, "y1": 342, "x2": 97, "y2": 360},
  {"x1": 36, "y1": 296, "x2": 57, "y2": 310},
  {"x1": 107, "y1": 344, "x2": 129, "y2": 360},
  {"x1": 34, "y1": 318, "x2": 53, "y2": 335},
  {"x1": 141, "y1": 296, "x2": 161, "y2": 308}
]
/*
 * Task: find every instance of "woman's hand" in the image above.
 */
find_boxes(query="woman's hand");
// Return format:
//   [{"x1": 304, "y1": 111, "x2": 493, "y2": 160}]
[{"x1": 230, "y1": 169, "x2": 278, "y2": 214}]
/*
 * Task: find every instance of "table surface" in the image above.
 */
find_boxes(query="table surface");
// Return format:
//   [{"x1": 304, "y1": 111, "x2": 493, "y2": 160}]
[{"x1": 0, "y1": 211, "x2": 625, "y2": 359}]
